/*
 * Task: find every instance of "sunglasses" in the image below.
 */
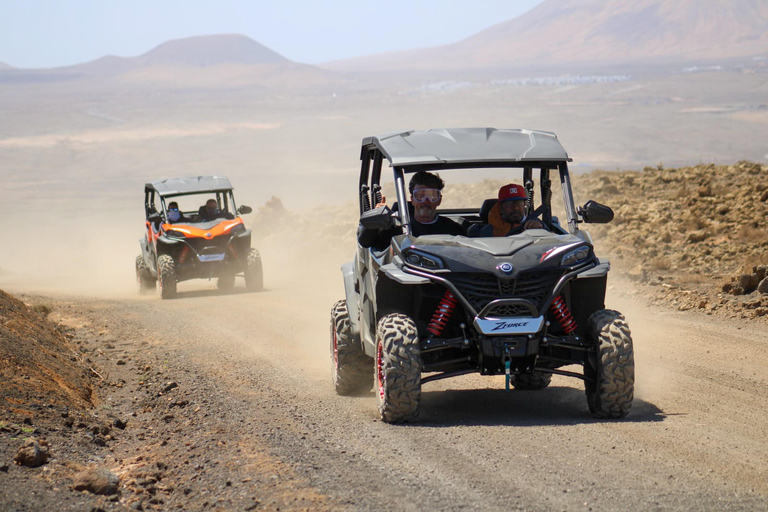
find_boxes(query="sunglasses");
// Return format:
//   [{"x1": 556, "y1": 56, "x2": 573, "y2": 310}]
[
  {"x1": 412, "y1": 188, "x2": 442, "y2": 203},
  {"x1": 168, "y1": 207, "x2": 179, "y2": 211}
]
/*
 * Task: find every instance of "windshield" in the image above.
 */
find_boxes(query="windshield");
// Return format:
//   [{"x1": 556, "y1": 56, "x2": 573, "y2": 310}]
[
  {"x1": 380, "y1": 167, "x2": 568, "y2": 222},
  {"x1": 161, "y1": 191, "x2": 237, "y2": 224}
]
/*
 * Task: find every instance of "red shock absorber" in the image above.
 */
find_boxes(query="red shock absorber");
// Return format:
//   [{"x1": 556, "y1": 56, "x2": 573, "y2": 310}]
[
  {"x1": 427, "y1": 290, "x2": 458, "y2": 337},
  {"x1": 179, "y1": 245, "x2": 191, "y2": 265},
  {"x1": 550, "y1": 295, "x2": 577, "y2": 334}
]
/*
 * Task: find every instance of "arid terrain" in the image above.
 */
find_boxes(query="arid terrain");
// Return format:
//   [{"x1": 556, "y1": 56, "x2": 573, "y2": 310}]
[
  {"x1": 2, "y1": 158, "x2": 768, "y2": 510},
  {"x1": 2, "y1": 1, "x2": 768, "y2": 509}
]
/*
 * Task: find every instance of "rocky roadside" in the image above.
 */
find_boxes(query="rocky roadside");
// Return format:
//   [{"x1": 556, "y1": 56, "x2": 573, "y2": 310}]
[
  {"x1": 572, "y1": 160, "x2": 768, "y2": 320},
  {"x1": 0, "y1": 291, "x2": 337, "y2": 512}
]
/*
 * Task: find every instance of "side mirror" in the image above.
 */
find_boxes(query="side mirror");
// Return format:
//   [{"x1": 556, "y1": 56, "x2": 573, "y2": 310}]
[
  {"x1": 148, "y1": 212, "x2": 162, "y2": 223},
  {"x1": 359, "y1": 205, "x2": 393, "y2": 230},
  {"x1": 237, "y1": 205, "x2": 252, "y2": 215},
  {"x1": 578, "y1": 200, "x2": 614, "y2": 224}
]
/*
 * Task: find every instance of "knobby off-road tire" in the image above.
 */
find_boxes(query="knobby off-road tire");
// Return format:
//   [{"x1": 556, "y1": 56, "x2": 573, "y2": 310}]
[
  {"x1": 157, "y1": 254, "x2": 177, "y2": 300},
  {"x1": 217, "y1": 272, "x2": 236, "y2": 291},
  {"x1": 584, "y1": 309, "x2": 634, "y2": 418},
  {"x1": 330, "y1": 300, "x2": 372, "y2": 395},
  {"x1": 244, "y1": 248, "x2": 263, "y2": 291},
  {"x1": 511, "y1": 371, "x2": 552, "y2": 390},
  {"x1": 135, "y1": 255, "x2": 156, "y2": 294},
  {"x1": 376, "y1": 313, "x2": 422, "y2": 423}
]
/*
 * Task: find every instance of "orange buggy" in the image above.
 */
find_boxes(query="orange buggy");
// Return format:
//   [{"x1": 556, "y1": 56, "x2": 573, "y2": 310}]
[{"x1": 136, "y1": 176, "x2": 263, "y2": 299}]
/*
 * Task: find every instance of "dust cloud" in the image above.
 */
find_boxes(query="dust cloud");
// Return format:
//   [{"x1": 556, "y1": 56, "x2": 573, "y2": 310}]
[
  {"x1": 0, "y1": 190, "x2": 357, "y2": 301},
  {"x1": 0, "y1": 171, "x2": 542, "y2": 299}
]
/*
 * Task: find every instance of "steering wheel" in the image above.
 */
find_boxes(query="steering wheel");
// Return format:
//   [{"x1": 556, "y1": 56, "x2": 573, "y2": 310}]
[{"x1": 509, "y1": 211, "x2": 547, "y2": 235}]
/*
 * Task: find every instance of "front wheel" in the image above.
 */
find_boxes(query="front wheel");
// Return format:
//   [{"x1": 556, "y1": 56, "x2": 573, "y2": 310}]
[
  {"x1": 584, "y1": 309, "x2": 634, "y2": 418},
  {"x1": 330, "y1": 300, "x2": 372, "y2": 395},
  {"x1": 244, "y1": 248, "x2": 263, "y2": 291},
  {"x1": 157, "y1": 254, "x2": 177, "y2": 300},
  {"x1": 376, "y1": 313, "x2": 421, "y2": 423}
]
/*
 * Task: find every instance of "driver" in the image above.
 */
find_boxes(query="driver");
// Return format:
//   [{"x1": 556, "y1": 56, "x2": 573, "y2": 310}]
[
  {"x1": 199, "y1": 199, "x2": 233, "y2": 221},
  {"x1": 407, "y1": 171, "x2": 464, "y2": 237},
  {"x1": 479, "y1": 183, "x2": 546, "y2": 237},
  {"x1": 358, "y1": 171, "x2": 464, "y2": 250}
]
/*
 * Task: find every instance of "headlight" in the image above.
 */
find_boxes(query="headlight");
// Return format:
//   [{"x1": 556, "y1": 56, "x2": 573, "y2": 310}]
[
  {"x1": 165, "y1": 230, "x2": 186, "y2": 239},
  {"x1": 403, "y1": 248, "x2": 445, "y2": 271},
  {"x1": 560, "y1": 246, "x2": 591, "y2": 267},
  {"x1": 230, "y1": 224, "x2": 246, "y2": 236}
]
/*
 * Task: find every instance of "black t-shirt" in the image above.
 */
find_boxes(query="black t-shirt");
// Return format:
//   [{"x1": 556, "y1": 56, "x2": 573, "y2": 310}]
[
  {"x1": 358, "y1": 214, "x2": 465, "y2": 250},
  {"x1": 411, "y1": 216, "x2": 465, "y2": 237}
]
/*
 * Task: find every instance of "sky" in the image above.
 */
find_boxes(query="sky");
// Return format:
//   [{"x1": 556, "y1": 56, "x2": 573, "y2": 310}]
[{"x1": 1, "y1": 0, "x2": 545, "y2": 68}]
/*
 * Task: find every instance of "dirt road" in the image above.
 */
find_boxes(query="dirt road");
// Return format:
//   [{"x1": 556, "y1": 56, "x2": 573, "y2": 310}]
[{"x1": 3, "y1": 244, "x2": 768, "y2": 511}]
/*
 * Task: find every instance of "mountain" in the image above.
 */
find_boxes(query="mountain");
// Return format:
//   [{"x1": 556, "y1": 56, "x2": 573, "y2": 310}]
[
  {"x1": 138, "y1": 34, "x2": 288, "y2": 67},
  {"x1": 73, "y1": 34, "x2": 290, "y2": 75},
  {"x1": 0, "y1": 34, "x2": 339, "y2": 88},
  {"x1": 324, "y1": 0, "x2": 768, "y2": 72},
  {"x1": 0, "y1": 61, "x2": 13, "y2": 69}
]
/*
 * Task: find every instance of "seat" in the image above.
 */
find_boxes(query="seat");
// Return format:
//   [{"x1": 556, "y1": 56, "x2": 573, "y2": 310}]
[
  {"x1": 467, "y1": 198, "x2": 497, "y2": 237},
  {"x1": 477, "y1": 198, "x2": 497, "y2": 224}
]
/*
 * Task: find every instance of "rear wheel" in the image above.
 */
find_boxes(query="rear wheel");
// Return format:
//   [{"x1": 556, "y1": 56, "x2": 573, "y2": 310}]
[
  {"x1": 376, "y1": 313, "x2": 421, "y2": 423},
  {"x1": 511, "y1": 371, "x2": 552, "y2": 390},
  {"x1": 244, "y1": 248, "x2": 263, "y2": 291},
  {"x1": 157, "y1": 254, "x2": 177, "y2": 300},
  {"x1": 217, "y1": 272, "x2": 236, "y2": 291},
  {"x1": 584, "y1": 309, "x2": 634, "y2": 418},
  {"x1": 135, "y1": 255, "x2": 156, "y2": 294},
  {"x1": 330, "y1": 300, "x2": 372, "y2": 395}
]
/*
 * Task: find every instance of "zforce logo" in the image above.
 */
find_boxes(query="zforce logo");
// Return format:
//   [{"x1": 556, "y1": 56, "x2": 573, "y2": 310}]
[{"x1": 491, "y1": 320, "x2": 530, "y2": 331}]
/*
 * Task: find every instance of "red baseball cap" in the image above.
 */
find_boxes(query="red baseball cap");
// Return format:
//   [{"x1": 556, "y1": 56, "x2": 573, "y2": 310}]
[{"x1": 498, "y1": 183, "x2": 526, "y2": 202}]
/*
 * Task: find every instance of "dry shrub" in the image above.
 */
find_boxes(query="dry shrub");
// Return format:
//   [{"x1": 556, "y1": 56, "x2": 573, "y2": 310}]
[
  {"x1": 677, "y1": 272, "x2": 708, "y2": 285},
  {"x1": 648, "y1": 256, "x2": 671, "y2": 271},
  {"x1": 735, "y1": 224, "x2": 768, "y2": 244},
  {"x1": 737, "y1": 258, "x2": 768, "y2": 276},
  {"x1": 32, "y1": 304, "x2": 52, "y2": 317},
  {"x1": 667, "y1": 186, "x2": 691, "y2": 200},
  {"x1": 682, "y1": 215, "x2": 708, "y2": 231}
]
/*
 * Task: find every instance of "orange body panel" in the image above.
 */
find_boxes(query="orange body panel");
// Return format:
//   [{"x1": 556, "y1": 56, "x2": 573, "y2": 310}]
[{"x1": 161, "y1": 218, "x2": 243, "y2": 239}]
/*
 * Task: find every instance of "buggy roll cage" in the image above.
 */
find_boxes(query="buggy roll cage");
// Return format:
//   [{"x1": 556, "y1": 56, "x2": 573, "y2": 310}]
[
  {"x1": 358, "y1": 146, "x2": 580, "y2": 235},
  {"x1": 143, "y1": 187, "x2": 238, "y2": 223}
]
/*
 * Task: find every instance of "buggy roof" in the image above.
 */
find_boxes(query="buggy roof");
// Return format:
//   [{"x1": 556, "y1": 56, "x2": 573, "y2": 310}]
[
  {"x1": 145, "y1": 176, "x2": 234, "y2": 197},
  {"x1": 362, "y1": 128, "x2": 571, "y2": 167}
]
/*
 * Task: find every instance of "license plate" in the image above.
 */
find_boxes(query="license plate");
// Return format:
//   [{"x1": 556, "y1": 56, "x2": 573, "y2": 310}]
[
  {"x1": 198, "y1": 253, "x2": 225, "y2": 262},
  {"x1": 473, "y1": 316, "x2": 544, "y2": 335}
]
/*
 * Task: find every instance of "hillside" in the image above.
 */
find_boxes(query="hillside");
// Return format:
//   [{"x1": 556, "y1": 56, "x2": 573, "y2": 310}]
[
  {"x1": 325, "y1": 0, "x2": 768, "y2": 72},
  {"x1": 0, "y1": 290, "x2": 95, "y2": 419},
  {"x1": 573, "y1": 160, "x2": 768, "y2": 318}
]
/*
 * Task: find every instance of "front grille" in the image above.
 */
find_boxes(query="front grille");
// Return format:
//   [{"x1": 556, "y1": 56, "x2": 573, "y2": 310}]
[
  {"x1": 447, "y1": 271, "x2": 562, "y2": 314},
  {"x1": 185, "y1": 236, "x2": 230, "y2": 253},
  {"x1": 486, "y1": 303, "x2": 535, "y2": 317}
]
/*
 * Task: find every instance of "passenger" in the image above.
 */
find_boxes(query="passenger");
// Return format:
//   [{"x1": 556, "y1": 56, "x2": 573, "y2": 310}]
[
  {"x1": 167, "y1": 201, "x2": 187, "y2": 223},
  {"x1": 479, "y1": 183, "x2": 547, "y2": 237}
]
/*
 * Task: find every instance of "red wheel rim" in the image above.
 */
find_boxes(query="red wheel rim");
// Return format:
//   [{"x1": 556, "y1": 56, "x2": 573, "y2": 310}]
[
  {"x1": 332, "y1": 328, "x2": 339, "y2": 369},
  {"x1": 376, "y1": 339, "x2": 384, "y2": 401}
]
